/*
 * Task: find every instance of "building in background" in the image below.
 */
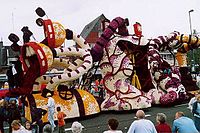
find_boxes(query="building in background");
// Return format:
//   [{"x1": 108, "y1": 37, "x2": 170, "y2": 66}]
[
  {"x1": 0, "y1": 41, "x2": 20, "y2": 86},
  {"x1": 80, "y1": 14, "x2": 108, "y2": 84},
  {"x1": 0, "y1": 41, "x2": 20, "y2": 67},
  {"x1": 80, "y1": 14, "x2": 108, "y2": 47},
  {"x1": 160, "y1": 50, "x2": 178, "y2": 66}
]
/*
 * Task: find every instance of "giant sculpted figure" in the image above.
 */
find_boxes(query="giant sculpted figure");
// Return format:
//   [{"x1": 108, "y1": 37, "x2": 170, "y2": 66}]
[
  {"x1": 6, "y1": 8, "x2": 93, "y2": 99},
  {"x1": 90, "y1": 17, "x2": 200, "y2": 110}
]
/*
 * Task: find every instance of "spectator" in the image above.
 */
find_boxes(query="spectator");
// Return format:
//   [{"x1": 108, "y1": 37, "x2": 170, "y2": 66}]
[
  {"x1": 11, "y1": 120, "x2": 27, "y2": 133},
  {"x1": 0, "y1": 97, "x2": 4, "y2": 104},
  {"x1": 43, "y1": 124, "x2": 53, "y2": 133},
  {"x1": 127, "y1": 110, "x2": 157, "y2": 133},
  {"x1": 71, "y1": 121, "x2": 83, "y2": 133},
  {"x1": 31, "y1": 106, "x2": 47, "y2": 133},
  {"x1": 57, "y1": 106, "x2": 66, "y2": 133},
  {"x1": 98, "y1": 85, "x2": 104, "y2": 100},
  {"x1": 172, "y1": 111, "x2": 198, "y2": 133},
  {"x1": 3, "y1": 100, "x2": 9, "y2": 122},
  {"x1": 188, "y1": 91, "x2": 200, "y2": 111},
  {"x1": 46, "y1": 93, "x2": 56, "y2": 131},
  {"x1": 0, "y1": 100, "x2": 5, "y2": 133},
  {"x1": 155, "y1": 113, "x2": 171, "y2": 133},
  {"x1": 7, "y1": 100, "x2": 21, "y2": 133},
  {"x1": 103, "y1": 118, "x2": 123, "y2": 133},
  {"x1": 90, "y1": 87, "x2": 96, "y2": 96},
  {"x1": 17, "y1": 96, "x2": 24, "y2": 117},
  {"x1": 192, "y1": 95, "x2": 200, "y2": 131},
  {"x1": 6, "y1": 66, "x2": 15, "y2": 89},
  {"x1": 197, "y1": 74, "x2": 200, "y2": 88},
  {"x1": 24, "y1": 121, "x2": 32, "y2": 133}
]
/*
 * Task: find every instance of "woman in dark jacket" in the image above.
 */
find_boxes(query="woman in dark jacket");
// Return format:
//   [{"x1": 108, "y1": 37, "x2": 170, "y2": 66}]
[
  {"x1": 0, "y1": 101, "x2": 5, "y2": 133},
  {"x1": 31, "y1": 106, "x2": 47, "y2": 133},
  {"x1": 7, "y1": 100, "x2": 21, "y2": 133}
]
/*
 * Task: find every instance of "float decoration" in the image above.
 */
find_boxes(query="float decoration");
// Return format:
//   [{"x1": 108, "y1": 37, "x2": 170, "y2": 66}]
[
  {"x1": 5, "y1": 7, "x2": 99, "y2": 121},
  {"x1": 90, "y1": 17, "x2": 200, "y2": 110},
  {"x1": 4, "y1": 8, "x2": 200, "y2": 115}
]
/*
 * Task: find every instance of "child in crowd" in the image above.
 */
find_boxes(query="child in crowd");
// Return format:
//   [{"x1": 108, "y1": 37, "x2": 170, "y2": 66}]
[
  {"x1": 103, "y1": 118, "x2": 123, "y2": 133},
  {"x1": 57, "y1": 106, "x2": 66, "y2": 133},
  {"x1": 11, "y1": 120, "x2": 27, "y2": 133},
  {"x1": 43, "y1": 124, "x2": 53, "y2": 133},
  {"x1": 71, "y1": 121, "x2": 84, "y2": 133},
  {"x1": 25, "y1": 120, "x2": 32, "y2": 133}
]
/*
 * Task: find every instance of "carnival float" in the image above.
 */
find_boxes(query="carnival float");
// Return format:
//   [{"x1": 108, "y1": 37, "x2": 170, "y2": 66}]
[{"x1": 3, "y1": 7, "x2": 200, "y2": 121}]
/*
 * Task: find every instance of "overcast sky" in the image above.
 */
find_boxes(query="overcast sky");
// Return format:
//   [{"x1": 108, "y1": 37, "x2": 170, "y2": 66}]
[{"x1": 1, "y1": 0, "x2": 200, "y2": 45}]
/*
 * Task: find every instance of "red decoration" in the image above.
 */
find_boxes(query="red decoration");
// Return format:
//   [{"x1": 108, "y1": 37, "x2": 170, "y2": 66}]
[
  {"x1": 43, "y1": 19, "x2": 55, "y2": 48},
  {"x1": 133, "y1": 22, "x2": 142, "y2": 37},
  {"x1": 21, "y1": 42, "x2": 48, "y2": 76}
]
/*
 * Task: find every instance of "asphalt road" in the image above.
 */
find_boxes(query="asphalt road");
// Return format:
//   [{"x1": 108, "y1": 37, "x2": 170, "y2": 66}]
[{"x1": 60, "y1": 103, "x2": 193, "y2": 133}]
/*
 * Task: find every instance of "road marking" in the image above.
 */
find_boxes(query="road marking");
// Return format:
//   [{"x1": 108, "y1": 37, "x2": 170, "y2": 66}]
[
  {"x1": 65, "y1": 126, "x2": 84, "y2": 131},
  {"x1": 174, "y1": 103, "x2": 188, "y2": 107}
]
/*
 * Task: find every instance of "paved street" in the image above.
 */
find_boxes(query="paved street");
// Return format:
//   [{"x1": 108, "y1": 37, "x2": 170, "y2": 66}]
[{"x1": 61, "y1": 103, "x2": 193, "y2": 133}]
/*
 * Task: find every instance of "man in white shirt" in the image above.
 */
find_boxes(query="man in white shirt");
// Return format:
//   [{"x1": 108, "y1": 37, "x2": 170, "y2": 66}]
[
  {"x1": 127, "y1": 110, "x2": 157, "y2": 133},
  {"x1": 46, "y1": 93, "x2": 56, "y2": 131}
]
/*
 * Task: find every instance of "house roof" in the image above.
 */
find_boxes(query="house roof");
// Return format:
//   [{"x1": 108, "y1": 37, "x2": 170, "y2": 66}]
[{"x1": 80, "y1": 14, "x2": 107, "y2": 39}]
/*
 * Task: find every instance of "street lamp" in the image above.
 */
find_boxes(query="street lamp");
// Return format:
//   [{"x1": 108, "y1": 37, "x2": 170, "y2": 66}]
[
  {"x1": 188, "y1": 9, "x2": 195, "y2": 74},
  {"x1": 189, "y1": 9, "x2": 194, "y2": 35}
]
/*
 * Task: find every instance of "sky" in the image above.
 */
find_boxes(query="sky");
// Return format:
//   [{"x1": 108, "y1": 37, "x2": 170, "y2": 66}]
[{"x1": 0, "y1": 0, "x2": 200, "y2": 46}]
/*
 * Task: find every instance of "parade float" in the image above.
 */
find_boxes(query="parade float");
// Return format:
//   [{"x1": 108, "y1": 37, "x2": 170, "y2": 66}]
[
  {"x1": 3, "y1": 8, "x2": 200, "y2": 122},
  {"x1": 6, "y1": 7, "x2": 100, "y2": 122},
  {"x1": 90, "y1": 17, "x2": 200, "y2": 110}
]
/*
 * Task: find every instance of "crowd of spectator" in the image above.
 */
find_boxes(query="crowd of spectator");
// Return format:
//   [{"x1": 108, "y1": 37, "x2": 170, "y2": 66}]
[
  {"x1": 0, "y1": 92, "x2": 84, "y2": 133},
  {"x1": 0, "y1": 94, "x2": 56, "y2": 133},
  {"x1": 122, "y1": 92, "x2": 200, "y2": 133},
  {"x1": 125, "y1": 109, "x2": 199, "y2": 133},
  {"x1": 0, "y1": 88, "x2": 200, "y2": 133},
  {"x1": 0, "y1": 97, "x2": 22, "y2": 133},
  {"x1": 0, "y1": 99, "x2": 200, "y2": 133}
]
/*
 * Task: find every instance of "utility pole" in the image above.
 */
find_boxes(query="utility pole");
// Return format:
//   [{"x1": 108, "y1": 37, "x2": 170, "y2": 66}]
[{"x1": 189, "y1": 9, "x2": 195, "y2": 73}]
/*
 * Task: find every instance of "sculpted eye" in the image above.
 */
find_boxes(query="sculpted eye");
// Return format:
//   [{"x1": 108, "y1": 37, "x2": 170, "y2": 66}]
[
  {"x1": 180, "y1": 87, "x2": 185, "y2": 91},
  {"x1": 178, "y1": 85, "x2": 185, "y2": 92}
]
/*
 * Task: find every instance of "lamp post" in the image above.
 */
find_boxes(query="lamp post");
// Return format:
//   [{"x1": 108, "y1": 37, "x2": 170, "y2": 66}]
[
  {"x1": 189, "y1": 9, "x2": 195, "y2": 73},
  {"x1": 189, "y1": 9, "x2": 194, "y2": 35}
]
